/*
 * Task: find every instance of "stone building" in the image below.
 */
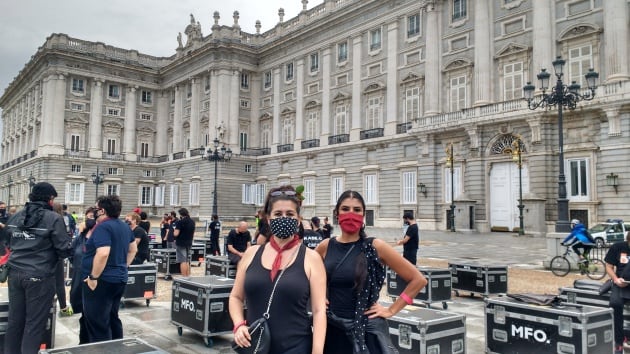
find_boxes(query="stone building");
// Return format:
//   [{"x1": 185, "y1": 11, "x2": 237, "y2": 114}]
[{"x1": 1, "y1": 0, "x2": 629, "y2": 234}]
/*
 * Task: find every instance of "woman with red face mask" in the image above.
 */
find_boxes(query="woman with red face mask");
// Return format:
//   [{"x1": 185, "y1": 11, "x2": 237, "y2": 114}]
[{"x1": 315, "y1": 190, "x2": 427, "y2": 354}]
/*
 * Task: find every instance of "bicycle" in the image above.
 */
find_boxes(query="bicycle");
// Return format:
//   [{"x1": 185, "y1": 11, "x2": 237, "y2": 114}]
[{"x1": 550, "y1": 245, "x2": 606, "y2": 280}]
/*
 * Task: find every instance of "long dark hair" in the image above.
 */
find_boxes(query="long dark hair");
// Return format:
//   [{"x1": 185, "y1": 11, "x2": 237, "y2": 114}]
[{"x1": 333, "y1": 190, "x2": 368, "y2": 292}]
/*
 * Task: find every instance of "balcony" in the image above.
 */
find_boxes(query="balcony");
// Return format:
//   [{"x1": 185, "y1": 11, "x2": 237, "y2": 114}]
[
  {"x1": 240, "y1": 148, "x2": 267, "y2": 156},
  {"x1": 360, "y1": 128, "x2": 384, "y2": 140},
  {"x1": 328, "y1": 134, "x2": 349, "y2": 145},
  {"x1": 301, "y1": 139, "x2": 320, "y2": 149},
  {"x1": 102, "y1": 152, "x2": 123, "y2": 161},
  {"x1": 157, "y1": 155, "x2": 169, "y2": 163},
  {"x1": 396, "y1": 122, "x2": 412, "y2": 134},
  {"x1": 189, "y1": 147, "x2": 205, "y2": 157},
  {"x1": 261, "y1": 148, "x2": 271, "y2": 155},
  {"x1": 277, "y1": 144, "x2": 294, "y2": 153},
  {"x1": 137, "y1": 156, "x2": 160, "y2": 163},
  {"x1": 172, "y1": 152, "x2": 185, "y2": 160},
  {"x1": 65, "y1": 149, "x2": 89, "y2": 158}
]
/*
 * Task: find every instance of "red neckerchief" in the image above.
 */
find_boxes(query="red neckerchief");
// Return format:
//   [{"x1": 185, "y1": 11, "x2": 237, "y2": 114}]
[{"x1": 268, "y1": 235, "x2": 300, "y2": 281}]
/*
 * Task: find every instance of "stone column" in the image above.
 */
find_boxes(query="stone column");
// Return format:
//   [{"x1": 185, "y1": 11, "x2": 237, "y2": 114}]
[
  {"x1": 604, "y1": 0, "x2": 629, "y2": 81},
  {"x1": 321, "y1": 48, "x2": 331, "y2": 146},
  {"x1": 350, "y1": 35, "x2": 362, "y2": 141},
  {"x1": 51, "y1": 73, "x2": 66, "y2": 153},
  {"x1": 190, "y1": 77, "x2": 201, "y2": 149},
  {"x1": 473, "y1": 0, "x2": 492, "y2": 106},
  {"x1": 424, "y1": 4, "x2": 441, "y2": 115},
  {"x1": 209, "y1": 70, "x2": 219, "y2": 139},
  {"x1": 385, "y1": 21, "x2": 399, "y2": 135},
  {"x1": 228, "y1": 69, "x2": 240, "y2": 151},
  {"x1": 216, "y1": 69, "x2": 230, "y2": 140},
  {"x1": 123, "y1": 86, "x2": 137, "y2": 161},
  {"x1": 39, "y1": 72, "x2": 65, "y2": 155},
  {"x1": 532, "y1": 0, "x2": 553, "y2": 78},
  {"x1": 155, "y1": 90, "x2": 169, "y2": 156},
  {"x1": 295, "y1": 59, "x2": 305, "y2": 148},
  {"x1": 249, "y1": 74, "x2": 261, "y2": 148},
  {"x1": 173, "y1": 85, "x2": 183, "y2": 153},
  {"x1": 272, "y1": 68, "x2": 281, "y2": 148}
]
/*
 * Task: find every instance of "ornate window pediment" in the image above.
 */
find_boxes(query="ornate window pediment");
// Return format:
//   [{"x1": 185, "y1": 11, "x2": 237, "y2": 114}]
[
  {"x1": 332, "y1": 92, "x2": 350, "y2": 102},
  {"x1": 260, "y1": 112, "x2": 272, "y2": 120},
  {"x1": 494, "y1": 42, "x2": 529, "y2": 59},
  {"x1": 400, "y1": 72, "x2": 424, "y2": 85},
  {"x1": 363, "y1": 82, "x2": 384, "y2": 94},
  {"x1": 281, "y1": 107, "x2": 295, "y2": 115},
  {"x1": 443, "y1": 58, "x2": 473, "y2": 72},
  {"x1": 305, "y1": 100, "x2": 320, "y2": 109},
  {"x1": 490, "y1": 134, "x2": 526, "y2": 155},
  {"x1": 559, "y1": 23, "x2": 602, "y2": 41}
]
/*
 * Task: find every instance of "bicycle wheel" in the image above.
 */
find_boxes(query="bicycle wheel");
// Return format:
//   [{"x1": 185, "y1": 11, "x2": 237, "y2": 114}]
[
  {"x1": 586, "y1": 259, "x2": 606, "y2": 280},
  {"x1": 550, "y1": 256, "x2": 571, "y2": 276}
]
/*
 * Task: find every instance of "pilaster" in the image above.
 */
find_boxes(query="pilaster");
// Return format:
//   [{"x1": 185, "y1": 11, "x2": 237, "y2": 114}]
[
  {"x1": 123, "y1": 86, "x2": 137, "y2": 161},
  {"x1": 321, "y1": 48, "x2": 331, "y2": 146},
  {"x1": 604, "y1": 0, "x2": 630, "y2": 81},
  {"x1": 295, "y1": 59, "x2": 305, "y2": 148},
  {"x1": 473, "y1": 0, "x2": 492, "y2": 106},
  {"x1": 350, "y1": 35, "x2": 362, "y2": 141},
  {"x1": 385, "y1": 21, "x2": 398, "y2": 136},
  {"x1": 424, "y1": 4, "x2": 441, "y2": 115},
  {"x1": 155, "y1": 90, "x2": 169, "y2": 156},
  {"x1": 190, "y1": 77, "x2": 201, "y2": 149}
]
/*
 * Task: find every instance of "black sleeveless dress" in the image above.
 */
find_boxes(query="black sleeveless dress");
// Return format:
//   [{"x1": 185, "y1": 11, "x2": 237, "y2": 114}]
[{"x1": 244, "y1": 244, "x2": 312, "y2": 353}]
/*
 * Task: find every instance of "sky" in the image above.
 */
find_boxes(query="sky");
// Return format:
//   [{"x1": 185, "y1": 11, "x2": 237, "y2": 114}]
[{"x1": 0, "y1": 0, "x2": 321, "y2": 102}]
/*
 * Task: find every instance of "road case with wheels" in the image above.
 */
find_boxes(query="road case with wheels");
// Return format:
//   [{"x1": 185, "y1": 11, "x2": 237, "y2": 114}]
[
  {"x1": 122, "y1": 263, "x2": 157, "y2": 307},
  {"x1": 170, "y1": 275, "x2": 234, "y2": 347},
  {"x1": 150, "y1": 248, "x2": 180, "y2": 280},
  {"x1": 0, "y1": 288, "x2": 55, "y2": 352},
  {"x1": 205, "y1": 255, "x2": 237, "y2": 279},
  {"x1": 190, "y1": 240, "x2": 206, "y2": 267},
  {"x1": 388, "y1": 306, "x2": 466, "y2": 354},
  {"x1": 39, "y1": 337, "x2": 168, "y2": 353},
  {"x1": 449, "y1": 262, "x2": 508, "y2": 297},
  {"x1": 387, "y1": 266, "x2": 451, "y2": 309},
  {"x1": 485, "y1": 297, "x2": 613, "y2": 354}
]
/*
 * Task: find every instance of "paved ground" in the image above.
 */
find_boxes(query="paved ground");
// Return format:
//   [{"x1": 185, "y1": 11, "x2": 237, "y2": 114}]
[{"x1": 51, "y1": 229, "x2": 551, "y2": 353}]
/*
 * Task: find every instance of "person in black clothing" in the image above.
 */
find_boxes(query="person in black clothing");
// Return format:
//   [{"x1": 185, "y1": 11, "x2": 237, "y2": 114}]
[
  {"x1": 173, "y1": 208, "x2": 195, "y2": 276},
  {"x1": 159, "y1": 214, "x2": 169, "y2": 248},
  {"x1": 604, "y1": 233, "x2": 630, "y2": 354},
  {"x1": 70, "y1": 207, "x2": 96, "y2": 344},
  {"x1": 398, "y1": 212, "x2": 419, "y2": 265},
  {"x1": 138, "y1": 212, "x2": 151, "y2": 234},
  {"x1": 322, "y1": 216, "x2": 333, "y2": 239},
  {"x1": 0, "y1": 201, "x2": 10, "y2": 252},
  {"x1": 208, "y1": 214, "x2": 221, "y2": 256},
  {"x1": 126, "y1": 212, "x2": 150, "y2": 265},
  {"x1": 255, "y1": 215, "x2": 271, "y2": 245},
  {"x1": 4, "y1": 182, "x2": 72, "y2": 354},
  {"x1": 227, "y1": 221, "x2": 251, "y2": 265},
  {"x1": 303, "y1": 218, "x2": 323, "y2": 249}
]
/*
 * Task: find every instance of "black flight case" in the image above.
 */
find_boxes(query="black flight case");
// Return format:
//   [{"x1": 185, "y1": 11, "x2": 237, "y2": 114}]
[
  {"x1": 150, "y1": 248, "x2": 180, "y2": 280},
  {"x1": 387, "y1": 266, "x2": 451, "y2": 309},
  {"x1": 485, "y1": 296, "x2": 614, "y2": 354},
  {"x1": 448, "y1": 262, "x2": 508, "y2": 298},
  {"x1": 205, "y1": 255, "x2": 237, "y2": 279},
  {"x1": 39, "y1": 337, "x2": 168, "y2": 354},
  {"x1": 0, "y1": 288, "x2": 55, "y2": 352},
  {"x1": 388, "y1": 306, "x2": 466, "y2": 354},
  {"x1": 122, "y1": 262, "x2": 158, "y2": 307},
  {"x1": 190, "y1": 239, "x2": 206, "y2": 267},
  {"x1": 170, "y1": 275, "x2": 235, "y2": 347}
]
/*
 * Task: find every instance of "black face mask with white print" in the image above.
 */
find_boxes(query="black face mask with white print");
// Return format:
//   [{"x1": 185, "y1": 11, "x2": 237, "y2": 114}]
[{"x1": 269, "y1": 217, "x2": 298, "y2": 239}]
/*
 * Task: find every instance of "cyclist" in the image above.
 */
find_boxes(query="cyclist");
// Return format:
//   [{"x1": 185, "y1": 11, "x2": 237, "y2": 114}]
[{"x1": 561, "y1": 219, "x2": 594, "y2": 263}]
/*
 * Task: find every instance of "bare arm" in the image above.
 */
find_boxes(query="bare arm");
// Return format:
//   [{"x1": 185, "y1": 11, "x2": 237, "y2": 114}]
[
  {"x1": 127, "y1": 240, "x2": 138, "y2": 266},
  {"x1": 305, "y1": 249, "x2": 327, "y2": 354}
]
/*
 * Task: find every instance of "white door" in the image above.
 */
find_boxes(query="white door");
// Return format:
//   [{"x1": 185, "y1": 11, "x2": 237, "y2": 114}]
[{"x1": 490, "y1": 162, "x2": 529, "y2": 231}]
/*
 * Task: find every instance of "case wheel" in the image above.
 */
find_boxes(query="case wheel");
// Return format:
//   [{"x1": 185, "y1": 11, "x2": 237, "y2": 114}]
[
  {"x1": 146, "y1": 299, "x2": 151, "y2": 307},
  {"x1": 453, "y1": 290, "x2": 460, "y2": 297},
  {"x1": 164, "y1": 274, "x2": 172, "y2": 281},
  {"x1": 204, "y1": 337, "x2": 213, "y2": 347},
  {"x1": 442, "y1": 302, "x2": 448, "y2": 310},
  {"x1": 177, "y1": 326, "x2": 183, "y2": 336}
]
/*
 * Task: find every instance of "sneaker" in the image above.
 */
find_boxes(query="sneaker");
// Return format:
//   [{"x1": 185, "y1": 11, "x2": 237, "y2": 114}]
[
  {"x1": 615, "y1": 344, "x2": 623, "y2": 354},
  {"x1": 59, "y1": 306, "x2": 73, "y2": 317},
  {"x1": 578, "y1": 258, "x2": 588, "y2": 264}
]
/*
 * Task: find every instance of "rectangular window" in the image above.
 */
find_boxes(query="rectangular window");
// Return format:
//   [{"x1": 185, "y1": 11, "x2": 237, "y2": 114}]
[
  {"x1": 244, "y1": 164, "x2": 252, "y2": 173},
  {"x1": 65, "y1": 183, "x2": 84, "y2": 204},
  {"x1": 189, "y1": 182, "x2": 199, "y2": 205},
  {"x1": 569, "y1": 45, "x2": 593, "y2": 87},
  {"x1": 107, "y1": 108, "x2": 120, "y2": 116},
  {"x1": 445, "y1": 167, "x2": 461, "y2": 203},
  {"x1": 108, "y1": 167, "x2": 119, "y2": 175},
  {"x1": 140, "y1": 186, "x2": 153, "y2": 206},
  {"x1": 503, "y1": 62, "x2": 523, "y2": 100},
  {"x1": 142, "y1": 170, "x2": 153, "y2": 177},
  {"x1": 241, "y1": 72, "x2": 249, "y2": 89},
  {"x1": 241, "y1": 184, "x2": 266, "y2": 205},
  {"x1": 140, "y1": 113, "x2": 152, "y2": 121},
  {"x1": 404, "y1": 87, "x2": 420, "y2": 123},
  {"x1": 285, "y1": 62, "x2": 294, "y2": 81},
  {"x1": 310, "y1": 53, "x2": 319, "y2": 72},
  {"x1": 402, "y1": 171, "x2": 417, "y2": 204},
  {"x1": 240, "y1": 99, "x2": 250, "y2": 109},
  {"x1": 256, "y1": 184, "x2": 266, "y2": 205},
  {"x1": 331, "y1": 177, "x2": 344, "y2": 204},
  {"x1": 108, "y1": 84, "x2": 120, "y2": 99},
  {"x1": 70, "y1": 103, "x2": 84, "y2": 111},
  {"x1": 240, "y1": 132, "x2": 248, "y2": 151},
  {"x1": 141, "y1": 90, "x2": 152, "y2": 104},
  {"x1": 334, "y1": 105, "x2": 347, "y2": 135},
  {"x1": 407, "y1": 14, "x2": 420, "y2": 37},
  {"x1": 450, "y1": 75, "x2": 466, "y2": 111},
  {"x1": 71, "y1": 164, "x2": 82, "y2": 173},
  {"x1": 106, "y1": 184, "x2": 119, "y2": 196},
  {"x1": 107, "y1": 139, "x2": 116, "y2": 154},
  {"x1": 261, "y1": 121, "x2": 271, "y2": 148},
  {"x1": 338, "y1": 42, "x2": 348, "y2": 62},
  {"x1": 72, "y1": 79, "x2": 85, "y2": 93},
  {"x1": 140, "y1": 142, "x2": 149, "y2": 158},
  {"x1": 264, "y1": 71, "x2": 272, "y2": 89},
  {"x1": 170, "y1": 184, "x2": 180, "y2": 206},
  {"x1": 306, "y1": 112, "x2": 319, "y2": 140},
  {"x1": 369, "y1": 28, "x2": 382, "y2": 51},
  {"x1": 568, "y1": 158, "x2": 589, "y2": 199},
  {"x1": 303, "y1": 178, "x2": 315, "y2": 206},
  {"x1": 154, "y1": 185, "x2": 165, "y2": 206},
  {"x1": 453, "y1": 0, "x2": 467, "y2": 20},
  {"x1": 366, "y1": 97, "x2": 381, "y2": 129},
  {"x1": 282, "y1": 117, "x2": 294, "y2": 145},
  {"x1": 205, "y1": 75, "x2": 211, "y2": 92},
  {"x1": 364, "y1": 174, "x2": 378, "y2": 204},
  {"x1": 70, "y1": 134, "x2": 80, "y2": 152}
]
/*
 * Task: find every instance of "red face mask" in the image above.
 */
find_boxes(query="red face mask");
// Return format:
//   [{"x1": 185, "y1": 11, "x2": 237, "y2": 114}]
[{"x1": 338, "y1": 213, "x2": 364, "y2": 234}]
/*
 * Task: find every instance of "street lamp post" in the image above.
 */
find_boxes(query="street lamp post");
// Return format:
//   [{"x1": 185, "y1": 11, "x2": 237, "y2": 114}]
[
  {"x1": 205, "y1": 138, "x2": 232, "y2": 217},
  {"x1": 512, "y1": 139, "x2": 525, "y2": 236},
  {"x1": 91, "y1": 167, "x2": 105, "y2": 202},
  {"x1": 28, "y1": 171, "x2": 36, "y2": 190},
  {"x1": 6, "y1": 176, "x2": 13, "y2": 210},
  {"x1": 445, "y1": 143, "x2": 455, "y2": 232},
  {"x1": 523, "y1": 56, "x2": 598, "y2": 233}
]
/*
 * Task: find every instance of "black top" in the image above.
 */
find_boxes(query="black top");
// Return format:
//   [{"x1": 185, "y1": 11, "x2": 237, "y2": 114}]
[
  {"x1": 605, "y1": 241, "x2": 630, "y2": 278},
  {"x1": 324, "y1": 237, "x2": 364, "y2": 318},
  {"x1": 174, "y1": 216, "x2": 196, "y2": 247},
  {"x1": 139, "y1": 220, "x2": 151, "y2": 233},
  {"x1": 227, "y1": 229, "x2": 251, "y2": 252},
  {"x1": 303, "y1": 229, "x2": 323, "y2": 249},
  {"x1": 244, "y1": 244, "x2": 311, "y2": 353},
  {"x1": 132, "y1": 226, "x2": 150, "y2": 264},
  {"x1": 322, "y1": 224, "x2": 333, "y2": 239},
  {"x1": 209, "y1": 220, "x2": 221, "y2": 238},
  {"x1": 404, "y1": 223, "x2": 419, "y2": 251}
]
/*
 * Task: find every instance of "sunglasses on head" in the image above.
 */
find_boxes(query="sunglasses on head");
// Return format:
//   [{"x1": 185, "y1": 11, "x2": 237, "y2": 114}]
[{"x1": 270, "y1": 190, "x2": 296, "y2": 197}]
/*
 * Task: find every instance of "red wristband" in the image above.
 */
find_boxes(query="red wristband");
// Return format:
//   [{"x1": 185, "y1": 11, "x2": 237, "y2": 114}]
[
  {"x1": 233, "y1": 320, "x2": 247, "y2": 333},
  {"x1": 400, "y1": 292, "x2": 413, "y2": 305}
]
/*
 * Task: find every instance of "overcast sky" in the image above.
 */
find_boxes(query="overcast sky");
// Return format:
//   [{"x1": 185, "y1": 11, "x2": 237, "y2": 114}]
[{"x1": 0, "y1": 0, "x2": 321, "y2": 102}]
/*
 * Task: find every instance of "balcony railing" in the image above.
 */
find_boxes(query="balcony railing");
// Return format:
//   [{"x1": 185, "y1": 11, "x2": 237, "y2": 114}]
[
  {"x1": 189, "y1": 147, "x2": 205, "y2": 157},
  {"x1": 137, "y1": 156, "x2": 160, "y2": 163},
  {"x1": 172, "y1": 152, "x2": 185, "y2": 160},
  {"x1": 328, "y1": 134, "x2": 349, "y2": 145},
  {"x1": 261, "y1": 148, "x2": 271, "y2": 155},
  {"x1": 301, "y1": 139, "x2": 320, "y2": 149},
  {"x1": 277, "y1": 144, "x2": 294, "y2": 153},
  {"x1": 396, "y1": 122, "x2": 412, "y2": 134},
  {"x1": 157, "y1": 155, "x2": 169, "y2": 163},
  {"x1": 65, "y1": 149, "x2": 89, "y2": 158},
  {"x1": 240, "y1": 148, "x2": 266, "y2": 156},
  {"x1": 102, "y1": 153, "x2": 123, "y2": 160},
  {"x1": 360, "y1": 128, "x2": 384, "y2": 140}
]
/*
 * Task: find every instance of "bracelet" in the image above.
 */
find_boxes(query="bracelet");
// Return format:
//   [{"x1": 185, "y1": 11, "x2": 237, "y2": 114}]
[
  {"x1": 400, "y1": 292, "x2": 413, "y2": 305},
  {"x1": 233, "y1": 320, "x2": 247, "y2": 333}
]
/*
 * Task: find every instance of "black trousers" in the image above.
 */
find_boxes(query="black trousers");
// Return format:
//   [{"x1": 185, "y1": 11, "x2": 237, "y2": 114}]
[
  {"x1": 82, "y1": 279, "x2": 126, "y2": 343},
  {"x1": 55, "y1": 260, "x2": 68, "y2": 309},
  {"x1": 609, "y1": 284, "x2": 630, "y2": 345},
  {"x1": 210, "y1": 235, "x2": 221, "y2": 256},
  {"x1": 403, "y1": 248, "x2": 418, "y2": 265},
  {"x1": 5, "y1": 269, "x2": 55, "y2": 354}
]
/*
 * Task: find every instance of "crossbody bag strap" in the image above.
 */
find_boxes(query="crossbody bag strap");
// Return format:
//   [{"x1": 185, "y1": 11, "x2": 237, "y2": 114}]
[{"x1": 262, "y1": 244, "x2": 301, "y2": 319}]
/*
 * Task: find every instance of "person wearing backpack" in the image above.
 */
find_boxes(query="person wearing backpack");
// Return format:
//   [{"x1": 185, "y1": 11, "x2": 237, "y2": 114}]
[{"x1": 560, "y1": 219, "x2": 594, "y2": 263}]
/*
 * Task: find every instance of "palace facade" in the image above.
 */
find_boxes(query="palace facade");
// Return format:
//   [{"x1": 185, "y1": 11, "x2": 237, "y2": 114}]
[{"x1": 1, "y1": 0, "x2": 629, "y2": 234}]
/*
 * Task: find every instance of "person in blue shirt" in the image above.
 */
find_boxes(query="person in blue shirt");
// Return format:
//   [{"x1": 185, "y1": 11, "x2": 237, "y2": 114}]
[{"x1": 561, "y1": 219, "x2": 594, "y2": 263}]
